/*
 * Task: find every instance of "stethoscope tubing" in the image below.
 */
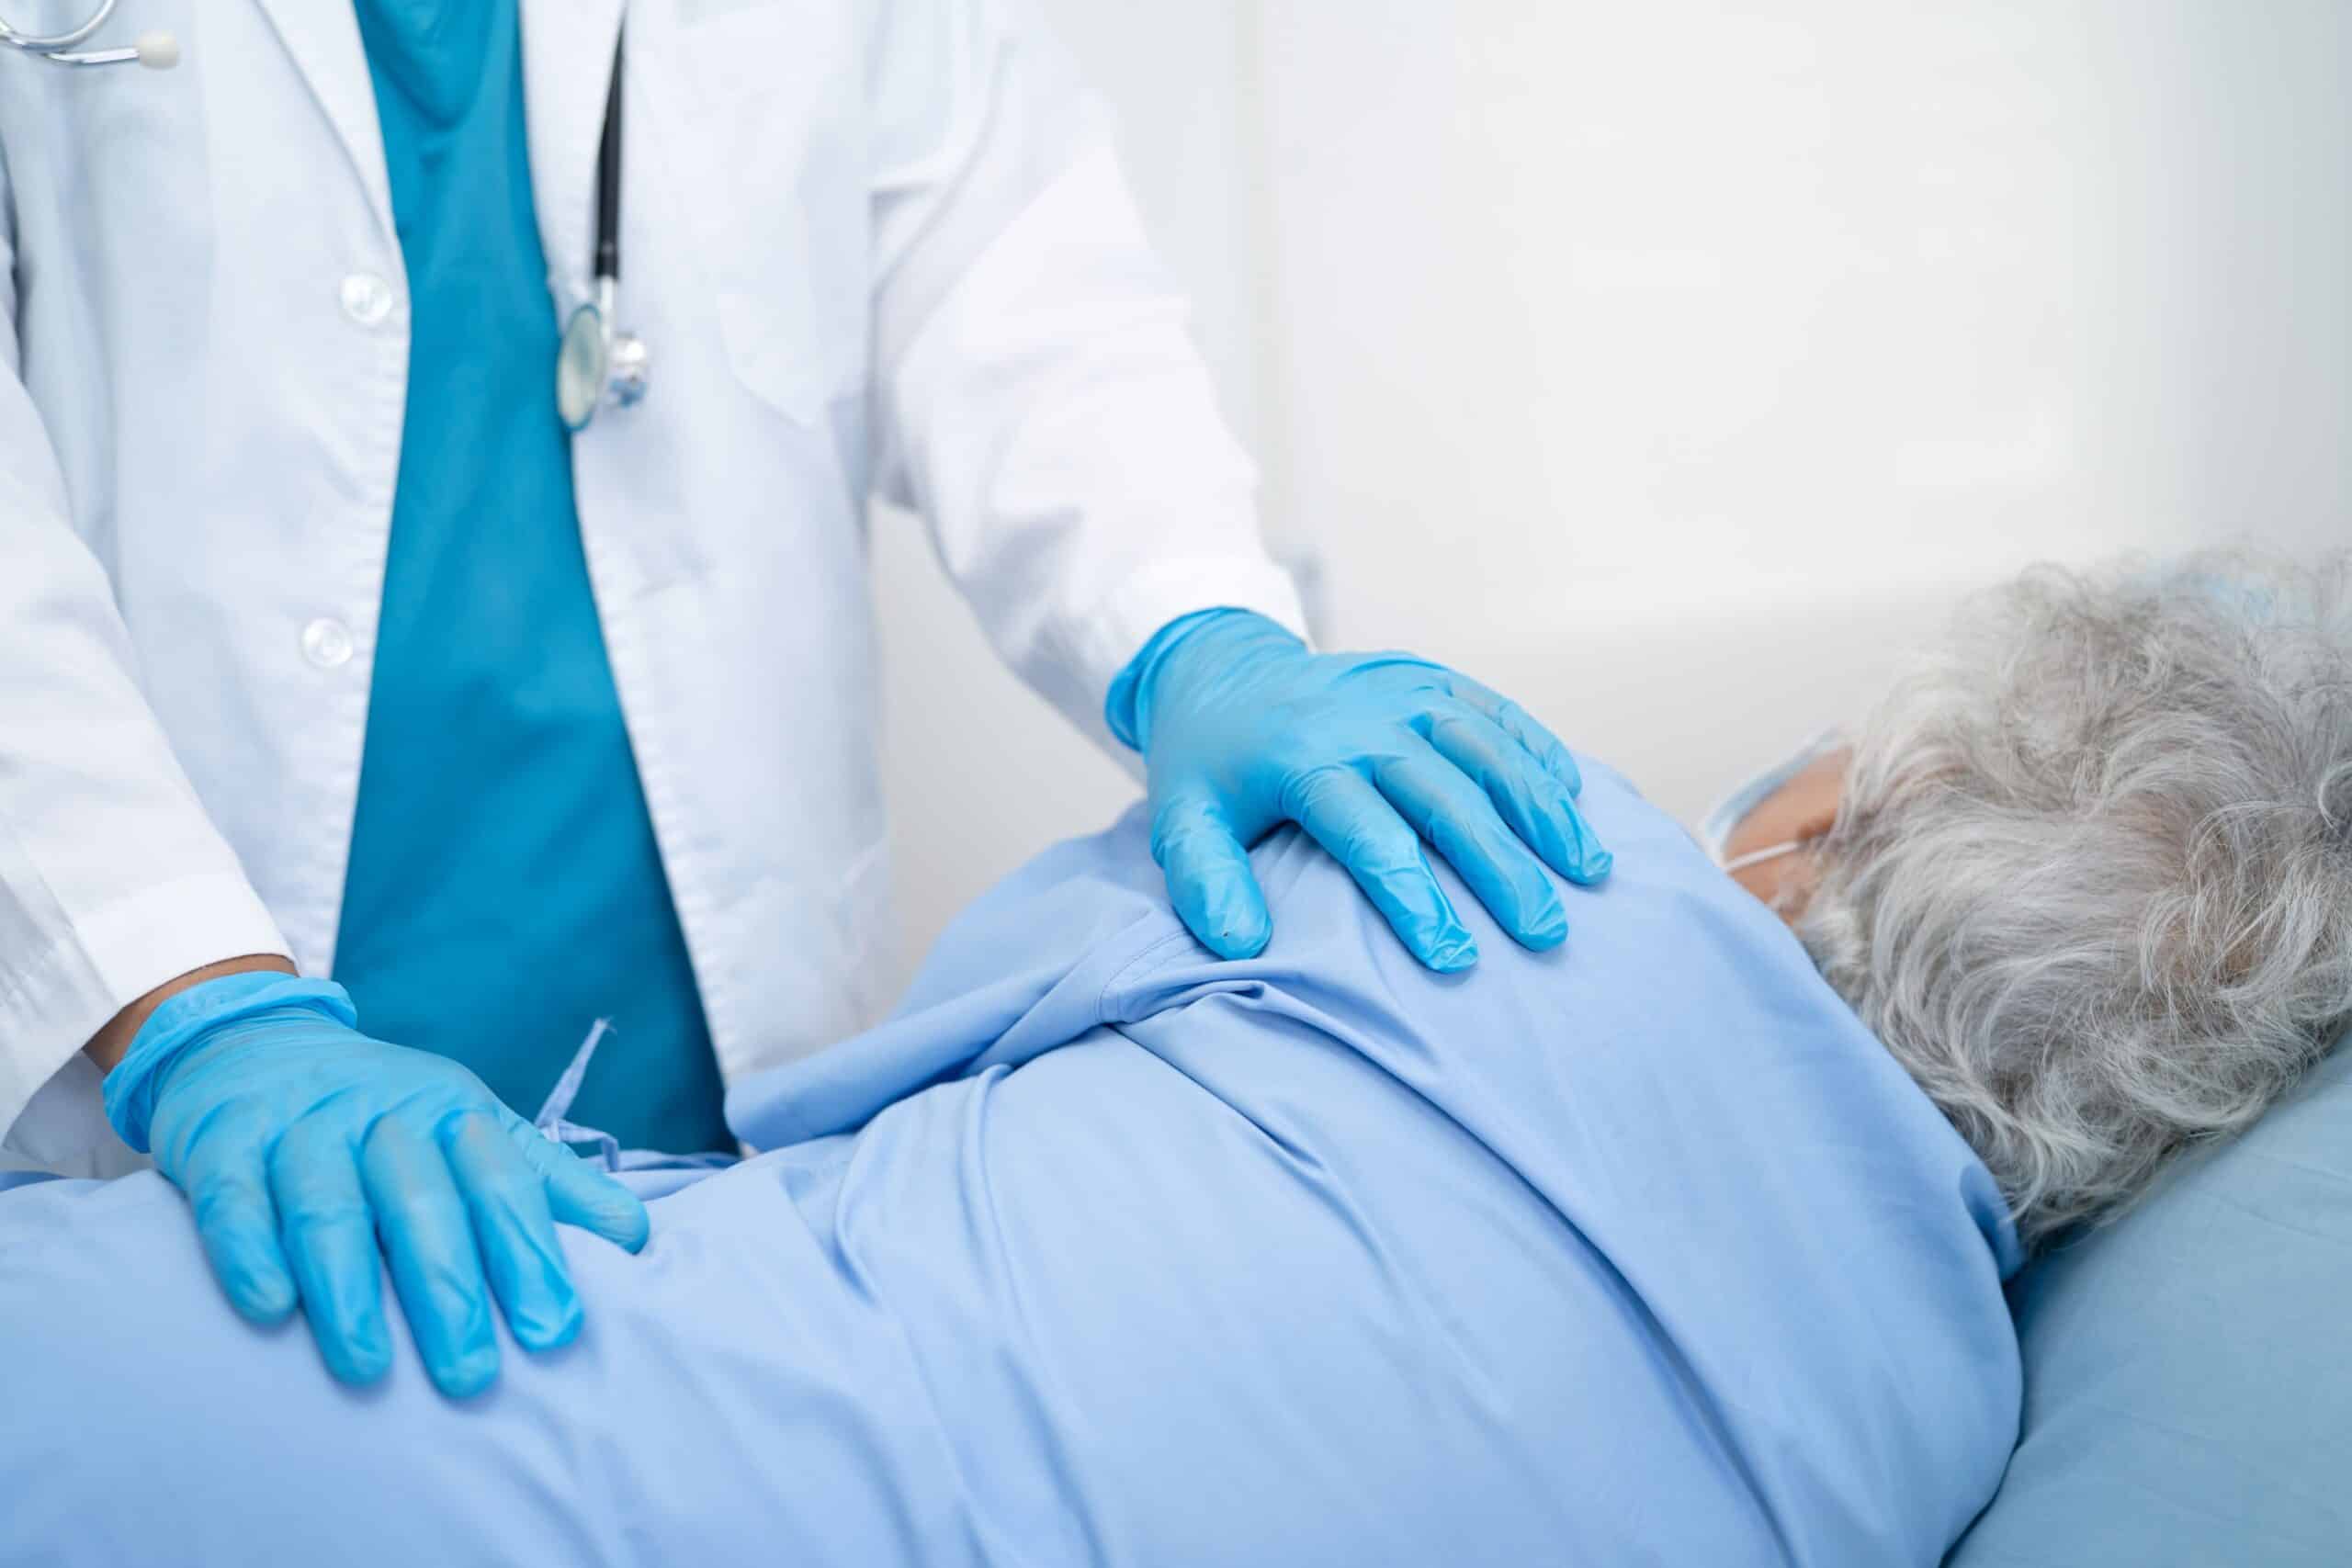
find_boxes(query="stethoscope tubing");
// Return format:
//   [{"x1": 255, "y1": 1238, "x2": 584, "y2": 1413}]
[
  {"x1": 596, "y1": 32, "x2": 624, "y2": 294},
  {"x1": 14, "y1": 7, "x2": 634, "y2": 414},
  {"x1": 0, "y1": 0, "x2": 117, "y2": 53},
  {"x1": 558, "y1": 30, "x2": 643, "y2": 430}
]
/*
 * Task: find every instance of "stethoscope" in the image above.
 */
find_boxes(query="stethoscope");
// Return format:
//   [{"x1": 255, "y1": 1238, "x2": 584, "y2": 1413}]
[
  {"x1": 555, "y1": 36, "x2": 646, "y2": 432},
  {"x1": 11, "y1": 6, "x2": 637, "y2": 427},
  {"x1": 0, "y1": 0, "x2": 176, "y2": 67}
]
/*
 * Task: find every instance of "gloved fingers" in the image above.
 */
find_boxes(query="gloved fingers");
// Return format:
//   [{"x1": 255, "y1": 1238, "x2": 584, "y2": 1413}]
[
  {"x1": 267, "y1": 1118, "x2": 392, "y2": 1385},
  {"x1": 1444, "y1": 676, "x2": 1586, "y2": 796},
  {"x1": 175, "y1": 1126, "x2": 300, "y2": 1325},
  {"x1": 446, "y1": 1112, "x2": 584, "y2": 1354},
  {"x1": 1285, "y1": 764, "x2": 1478, "y2": 970},
  {"x1": 508, "y1": 1119, "x2": 653, "y2": 1254},
  {"x1": 1372, "y1": 743, "x2": 1568, "y2": 951},
  {"x1": 1149, "y1": 789, "x2": 1274, "y2": 959},
  {"x1": 1425, "y1": 704, "x2": 1611, "y2": 885},
  {"x1": 359, "y1": 1117, "x2": 499, "y2": 1398}
]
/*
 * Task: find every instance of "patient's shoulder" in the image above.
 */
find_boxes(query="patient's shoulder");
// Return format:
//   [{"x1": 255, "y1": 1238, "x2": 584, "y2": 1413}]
[{"x1": 1102, "y1": 763, "x2": 1814, "y2": 1031}]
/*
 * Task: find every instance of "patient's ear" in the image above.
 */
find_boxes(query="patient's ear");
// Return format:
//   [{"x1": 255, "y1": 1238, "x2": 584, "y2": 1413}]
[{"x1": 1724, "y1": 749, "x2": 1849, "y2": 917}]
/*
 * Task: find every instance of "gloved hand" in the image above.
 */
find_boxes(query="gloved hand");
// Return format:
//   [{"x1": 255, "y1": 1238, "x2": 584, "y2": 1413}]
[
  {"x1": 104, "y1": 972, "x2": 651, "y2": 1398},
  {"x1": 1109, "y1": 608, "x2": 1611, "y2": 969}
]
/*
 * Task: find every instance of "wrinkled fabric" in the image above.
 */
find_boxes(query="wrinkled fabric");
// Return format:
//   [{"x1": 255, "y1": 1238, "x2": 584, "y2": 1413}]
[{"x1": 0, "y1": 764, "x2": 2020, "y2": 1566}]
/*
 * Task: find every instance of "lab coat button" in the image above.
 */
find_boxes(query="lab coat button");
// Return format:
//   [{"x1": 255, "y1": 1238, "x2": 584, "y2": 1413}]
[
  {"x1": 339, "y1": 273, "x2": 395, "y2": 327},
  {"x1": 300, "y1": 617, "x2": 355, "y2": 669}
]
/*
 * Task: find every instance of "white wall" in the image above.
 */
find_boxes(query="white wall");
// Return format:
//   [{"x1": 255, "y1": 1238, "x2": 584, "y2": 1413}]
[
  {"x1": 1254, "y1": 0, "x2": 2349, "y2": 825},
  {"x1": 876, "y1": 0, "x2": 2352, "y2": 990}
]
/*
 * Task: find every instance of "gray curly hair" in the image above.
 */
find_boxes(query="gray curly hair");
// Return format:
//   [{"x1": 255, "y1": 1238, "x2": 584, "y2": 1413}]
[{"x1": 1798, "y1": 553, "x2": 2352, "y2": 1251}]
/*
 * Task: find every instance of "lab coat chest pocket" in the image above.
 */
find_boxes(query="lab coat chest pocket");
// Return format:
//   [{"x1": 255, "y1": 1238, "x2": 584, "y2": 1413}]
[
  {"x1": 2, "y1": 1, "x2": 211, "y2": 505},
  {"x1": 670, "y1": 3, "x2": 870, "y2": 426},
  {"x1": 7, "y1": 2, "x2": 212, "y2": 289}
]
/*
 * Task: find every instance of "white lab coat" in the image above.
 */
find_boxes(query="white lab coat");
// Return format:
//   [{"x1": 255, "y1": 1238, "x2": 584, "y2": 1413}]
[{"x1": 0, "y1": 0, "x2": 1306, "y2": 1173}]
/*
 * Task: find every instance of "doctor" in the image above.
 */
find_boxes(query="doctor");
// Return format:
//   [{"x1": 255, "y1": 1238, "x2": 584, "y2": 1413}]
[{"x1": 0, "y1": 0, "x2": 1610, "y2": 1396}]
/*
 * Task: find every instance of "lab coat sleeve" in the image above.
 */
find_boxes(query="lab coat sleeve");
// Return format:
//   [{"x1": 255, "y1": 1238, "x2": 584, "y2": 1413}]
[
  {"x1": 0, "y1": 158, "x2": 292, "y2": 1152},
  {"x1": 863, "y1": 0, "x2": 1310, "y2": 756}
]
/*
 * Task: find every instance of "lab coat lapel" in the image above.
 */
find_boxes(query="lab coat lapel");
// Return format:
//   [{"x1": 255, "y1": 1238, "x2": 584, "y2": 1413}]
[
  {"x1": 245, "y1": 0, "x2": 393, "y2": 239},
  {"x1": 519, "y1": 0, "x2": 627, "y2": 321}
]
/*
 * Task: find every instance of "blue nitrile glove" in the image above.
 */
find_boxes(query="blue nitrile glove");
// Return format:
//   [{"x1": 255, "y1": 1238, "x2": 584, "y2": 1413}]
[
  {"x1": 104, "y1": 973, "x2": 651, "y2": 1398},
  {"x1": 1108, "y1": 608, "x2": 1611, "y2": 969}
]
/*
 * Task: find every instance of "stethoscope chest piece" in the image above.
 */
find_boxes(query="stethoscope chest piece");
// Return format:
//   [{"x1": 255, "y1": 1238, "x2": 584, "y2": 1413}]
[{"x1": 558, "y1": 294, "x2": 648, "y2": 434}]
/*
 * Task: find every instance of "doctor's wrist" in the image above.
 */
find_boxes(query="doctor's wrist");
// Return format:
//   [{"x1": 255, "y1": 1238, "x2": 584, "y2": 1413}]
[
  {"x1": 84, "y1": 953, "x2": 300, "y2": 1076},
  {"x1": 100, "y1": 972, "x2": 356, "y2": 1156},
  {"x1": 1104, "y1": 607, "x2": 1303, "y2": 753}
]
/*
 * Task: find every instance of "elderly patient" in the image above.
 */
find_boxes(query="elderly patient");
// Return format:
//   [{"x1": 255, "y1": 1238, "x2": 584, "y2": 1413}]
[{"x1": 4, "y1": 558, "x2": 2348, "y2": 1567}]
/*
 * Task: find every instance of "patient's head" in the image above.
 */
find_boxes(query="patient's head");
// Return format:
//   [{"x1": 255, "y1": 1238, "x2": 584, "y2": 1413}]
[{"x1": 1741, "y1": 555, "x2": 2352, "y2": 1250}]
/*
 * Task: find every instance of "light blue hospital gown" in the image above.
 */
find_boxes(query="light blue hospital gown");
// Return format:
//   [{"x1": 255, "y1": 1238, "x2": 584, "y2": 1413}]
[{"x1": 0, "y1": 764, "x2": 2022, "y2": 1566}]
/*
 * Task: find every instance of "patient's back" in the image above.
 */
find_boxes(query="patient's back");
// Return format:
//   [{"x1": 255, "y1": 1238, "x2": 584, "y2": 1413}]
[{"x1": 0, "y1": 765, "x2": 2019, "y2": 1567}]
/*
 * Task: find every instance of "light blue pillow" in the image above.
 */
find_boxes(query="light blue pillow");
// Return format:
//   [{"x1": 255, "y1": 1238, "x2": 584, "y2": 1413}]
[{"x1": 1947, "y1": 1032, "x2": 2352, "y2": 1567}]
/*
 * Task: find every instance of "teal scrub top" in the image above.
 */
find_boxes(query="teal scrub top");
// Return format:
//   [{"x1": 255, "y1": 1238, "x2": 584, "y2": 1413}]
[{"x1": 334, "y1": 0, "x2": 731, "y2": 1154}]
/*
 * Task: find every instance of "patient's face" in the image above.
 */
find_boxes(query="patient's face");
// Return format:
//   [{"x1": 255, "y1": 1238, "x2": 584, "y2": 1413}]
[{"x1": 1720, "y1": 746, "x2": 1849, "y2": 919}]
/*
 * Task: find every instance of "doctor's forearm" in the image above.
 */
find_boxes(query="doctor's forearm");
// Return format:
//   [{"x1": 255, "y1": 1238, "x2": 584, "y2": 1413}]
[{"x1": 84, "y1": 953, "x2": 299, "y2": 1075}]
